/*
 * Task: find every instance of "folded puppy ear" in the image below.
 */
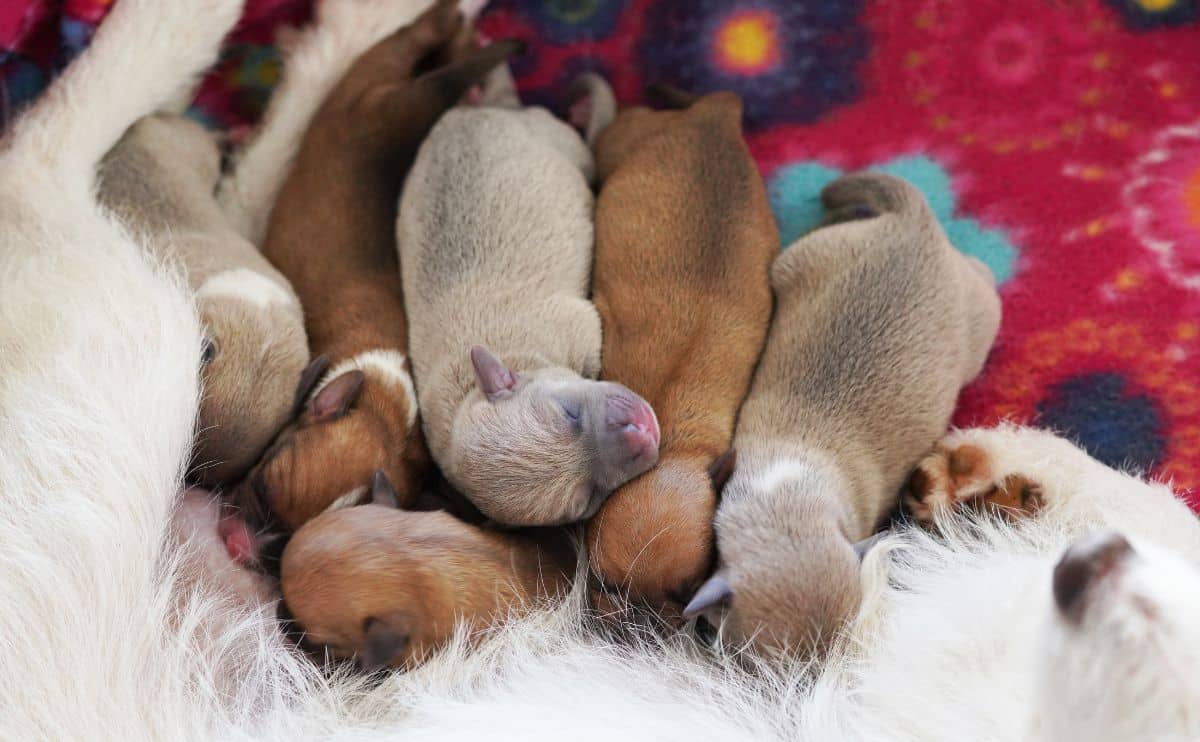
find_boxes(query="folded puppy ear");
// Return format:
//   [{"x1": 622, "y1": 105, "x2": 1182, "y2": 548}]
[
  {"x1": 310, "y1": 369, "x2": 365, "y2": 422},
  {"x1": 371, "y1": 470, "x2": 400, "y2": 508},
  {"x1": 420, "y1": 38, "x2": 525, "y2": 107},
  {"x1": 470, "y1": 345, "x2": 517, "y2": 401},
  {"x1": 293, "y1": 355, "x2": 330, "y2": 415},
  {"x1": 359, "y1": 614, "x2": 411, "y2": 672},
  {"x1": 708, "y1": 448, "x2": 737, "y2": 496},
  {"x1": 853, "y1": 531, "x2": 888, "y2": 561},
  {"x1": 683, "y1": 570, "x2": 733, "y2": 621}
]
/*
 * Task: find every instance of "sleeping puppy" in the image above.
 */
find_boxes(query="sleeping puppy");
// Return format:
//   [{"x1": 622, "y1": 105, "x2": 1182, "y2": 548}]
[
  {"x1": 99, "y1": 114, "x2": 308, "y2": 487},
  {"x1": 579, "y1": 78, "x2": 776, "y2": 622},
  {"x1": 397, "y1": 69, "x2": 660, "y2": 528},
  {"x1": 233, "y1": 0, "x2": 518, "y2": 531},
  {"x1": 685, "y1": 172, "x2": 1002, "y2": 656},
  {"x1": 280, "y1": 491, "x2": 576, "y2": 670}
]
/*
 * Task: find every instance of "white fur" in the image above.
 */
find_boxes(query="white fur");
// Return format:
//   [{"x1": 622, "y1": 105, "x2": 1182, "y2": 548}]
[
  {"x1": 196, "y1": 267, "x2": 297, "y2": 309},
  {"x1": 217, "y1": 0, "x2": 445, "y2": 243},
  {"x1": 314, "y1": 348, "x2": 419, "y2": 429},
  {"x1": 753, "y1": 458, "x2": 817, "y2": 495}
]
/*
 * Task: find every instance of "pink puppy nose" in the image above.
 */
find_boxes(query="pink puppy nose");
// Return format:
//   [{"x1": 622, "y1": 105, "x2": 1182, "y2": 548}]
[{"x1": 621, "y1": 401, "x2": 661, "y2": 461}]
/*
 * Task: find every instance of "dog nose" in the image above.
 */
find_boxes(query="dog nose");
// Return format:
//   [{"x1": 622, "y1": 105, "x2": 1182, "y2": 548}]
[
  {"x1": 607, "y1": 394, "x2": 660, "y2": 462},
  {"x1": 1052, "y1": 531, "x2": 1135, "y2": 622}
]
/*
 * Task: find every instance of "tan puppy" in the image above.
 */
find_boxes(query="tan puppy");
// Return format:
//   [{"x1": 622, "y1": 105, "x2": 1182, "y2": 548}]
[
  {"x1": 98, "y1": 114, "x2": 308, "y2": 486},
  {"x1": 280, "y1": 496, "x2": 576, "y2": 669},
  {"x1": 685, "y1": 172, "x2": 1002, "y2": 656},
  {"x1": 234, "y1": 1, "x2": 518, "y2": 531},
  {"x1": 581, "y1": 79, "x2": 776, "y2": 621},
  {"x1": 398, "y1": 72, "x2": 660, "y2": 528}
]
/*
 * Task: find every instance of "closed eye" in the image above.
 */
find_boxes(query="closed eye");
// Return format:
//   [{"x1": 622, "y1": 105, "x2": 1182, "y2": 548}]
[{"x1": 559, "y1": 401, "x2": 583, "y2": 432}]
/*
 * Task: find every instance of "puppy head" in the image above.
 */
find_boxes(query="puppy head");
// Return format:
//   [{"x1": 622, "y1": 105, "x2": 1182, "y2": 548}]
[
  {"x1": 280, "y1": 504, "x2": 519, "y2": 670},
  {"x1": 1035, "y1": 532, "x2": 1200, "y2": 741},
  {"x1": 450, "y1": 346, "x2": 660, "y2": 526},
  {"x1": 586, "y1": 451, "x2": 734, "y2": 621},
  {"x1": 685, "y1": 472, "x2": 870, "y2": 657},
  {"x1": 192, "y1": 283, "x2": 308, "y2": 486},
  {"x1": 234, "y1": 358, "x2": 429, "y2": 531}
]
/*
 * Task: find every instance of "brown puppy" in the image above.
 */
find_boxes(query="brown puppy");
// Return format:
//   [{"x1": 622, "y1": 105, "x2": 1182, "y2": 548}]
[
  {"x1": 235, "y1": 0, "x2": 519, "y2": 530},
  {"x1": 582, "y1": 78, "x2": 776, "y2": 622},
  {"x1": 280, "y1": 494, "x2": 576, "y2": 670}
]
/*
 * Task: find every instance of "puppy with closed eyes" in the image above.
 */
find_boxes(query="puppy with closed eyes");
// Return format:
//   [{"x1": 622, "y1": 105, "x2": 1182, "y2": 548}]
[
  {"x1": 397, "y1": 68, "x2": 659, "y2": 528},
  {"x1": 232, "y1": 0, "x2": 518, "y2": 531},
  {"x1": 685, "y1": 172, "x2": 1001, "y2": 657},
  {"x1": 578, "y1": 77, "x2": 776, "y2": 622},
  {"x1": 98, "y1": 113, "x2": 309, "y2": 487},
  {"x1": 280, "y1": 485, "x2": 576, "y2": 670}
]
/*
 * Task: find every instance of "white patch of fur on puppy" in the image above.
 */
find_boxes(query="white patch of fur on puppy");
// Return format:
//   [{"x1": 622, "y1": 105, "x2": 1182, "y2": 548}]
[
  {"x1": 321, "y1": 485, "x2": 369, "y2": 516},
  {"x1": 196, "y1": 267, "x2": 297, "y2": 310},
  {"x1": 314, "y1": 348, "x2": 419, "y2": 429},
  {"x1": 753, "y1": 458, "x2": 819, "y2": 496}
]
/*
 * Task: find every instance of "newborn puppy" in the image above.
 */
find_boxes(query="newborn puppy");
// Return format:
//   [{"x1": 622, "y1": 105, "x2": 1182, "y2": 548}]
[
  {"x1": 685, "y1": 172, "x2": 1002, "y2": 656},
  {"x1": 98, "y1": 114, "x2": 308, "y2": 486},
  {"x1": 235, "y1": 0, "x2": 518, "y2": 531},
  {"x1": 398, "y1": 71, "x2": 660, "y2": 527},
  {"x1": 280, "y1": 494, "x2": 576, "y2": 670},
  {"x1": 581, "y1": 78, "x2": 776, "y2": 621}
]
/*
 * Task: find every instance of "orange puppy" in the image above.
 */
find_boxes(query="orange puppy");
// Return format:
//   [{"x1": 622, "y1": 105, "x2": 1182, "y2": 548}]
[
  {"x1": 582, "y1": 78, "x2": 777, "y2": 621},
  {"x1": 280, "y1": 489, "x2": 576, "y2": 670},
  {"x1": 234, "y1": 0, "x2": 518, "y2": 530}
]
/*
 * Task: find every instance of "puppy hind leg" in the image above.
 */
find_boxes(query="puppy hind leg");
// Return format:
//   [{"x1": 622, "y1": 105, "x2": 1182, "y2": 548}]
[
  {"x1": 218, "y1": 0, "x2": 439, "y2": 244},
  {"x1": 953, "y1": 252, "x2": 1002, "y2": 384},
  {"x1": 3, "y1": 0, "x2": 244, "y2": 188}
]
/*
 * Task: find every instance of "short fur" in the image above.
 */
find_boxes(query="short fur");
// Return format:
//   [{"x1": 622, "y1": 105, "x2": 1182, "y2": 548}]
[
  {"x1": 698, "y1": 172, "x2": 1002, "y2": 654},
  {"x1": 98, "y1": 113, "x2": 309, "y2": 486},
  {"x1": 398, "y1": 80, "x2": 660, "y2": 527},
  {"x1": 281, "y1": 503, "x2": 576, "y2": 669},
  {"x1": 235, "y1": 0, "x2": 516, "y2": 530},
  {"x1": 582, "y1": 79, "x2": 777, "y2": 620}
]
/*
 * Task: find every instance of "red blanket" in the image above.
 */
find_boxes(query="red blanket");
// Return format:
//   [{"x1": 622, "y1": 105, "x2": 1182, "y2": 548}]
[{"x1": 4, "y1": 0, "x2": 1198, "y2": 509}]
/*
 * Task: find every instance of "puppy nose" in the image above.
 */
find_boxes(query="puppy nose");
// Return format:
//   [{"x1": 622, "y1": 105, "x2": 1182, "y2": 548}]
[
  {"x1": 607, "y1": 394, "x2": 660, "y2": 461},
  {"x1": 1052, "y1": 531, "x2": 1134, "y2": 622}
]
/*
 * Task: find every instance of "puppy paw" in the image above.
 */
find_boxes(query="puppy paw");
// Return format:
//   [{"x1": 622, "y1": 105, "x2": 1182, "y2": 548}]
[{"x1": 904, "y1": 433, "x2": 1044, "y2": 523}]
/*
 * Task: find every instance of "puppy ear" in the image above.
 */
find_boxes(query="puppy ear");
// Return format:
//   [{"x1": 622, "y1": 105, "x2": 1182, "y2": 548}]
[
  {"x1": 359, "y1": 613, "x2": 412, "y2": 672},
  {"x1": 682, "y1": 570, "x2": 733, "y2": 620},
  {"x1": 853, "y1": 531, "x2": 888, "y2": 561},
  {"x1": 470, "y1": 345, "x2": 516, "y2": 402},
  {"x1": 293, "y1": 355, "x2": 331, "y2": 415},
  {"x1": 309, "y1": 370, "x2": 365, "y2": 422},
  {"x1": 371, "y1": 470, "x2": 400, "y2": 508},
  {"x1": 708, "y1": 448, "x2": 737, "y2": 496},
  {"x1": 421, "y1": 39, "x2": 525, "y2": 107}
]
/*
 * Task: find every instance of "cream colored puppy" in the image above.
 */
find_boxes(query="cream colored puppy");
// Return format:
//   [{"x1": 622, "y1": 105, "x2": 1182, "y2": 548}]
[
  {"x1": 397, "y1": 75, "x2": 660, "y2": 527},
  {"x1": 685, "y1": 172, "x2": 1002, "y2": 656},
  {"x1": 100, "y1": 114, "x2": 308, "y2": 486}
]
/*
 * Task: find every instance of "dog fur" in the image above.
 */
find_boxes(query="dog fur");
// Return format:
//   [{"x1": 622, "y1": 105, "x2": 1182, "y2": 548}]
[
  {"x1": 397, "y1": 80, "x2": 661, "y2": 527},
  {"x1": 582, "y1": 78, "x2": 776, "y2": 621},
  {"x1": 686, "y1": 172, "x2": 1002, "y2": 655},
  {"x1": 232, "y1": 0, "x2": 515, "y2": 531},
  {"x1": 98, "y1": 113, "x2": 309, "y2": 486},
  {"x1": 281, "y1": 501, "x2": 576, "y2": 670}
]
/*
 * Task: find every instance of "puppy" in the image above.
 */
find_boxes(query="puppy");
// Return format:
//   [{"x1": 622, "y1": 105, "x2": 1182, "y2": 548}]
[
  {"x1": 579, "y1": 78, "x2": 776, "y2": 621},
  {"x1": 685, "y1": 172, "x2": 1002, "y2": 656},
  {"x1": 397, "y1": 72, "x2": 660, "y2": 527},
  {"x1": 234, "y1": 0, "x2": 519, "y2": 531},
  {"x1": 280, "y1": 493, "x2": 576, "y2": 670},
  {"x1": 98, "y1": 114, "x2": 308, "y2": 486}
]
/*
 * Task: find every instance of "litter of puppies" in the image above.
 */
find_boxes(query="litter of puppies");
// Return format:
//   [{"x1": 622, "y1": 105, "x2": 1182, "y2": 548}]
[{"x1": 60, "y1": 0, "x2": 1012, "y2": 668}]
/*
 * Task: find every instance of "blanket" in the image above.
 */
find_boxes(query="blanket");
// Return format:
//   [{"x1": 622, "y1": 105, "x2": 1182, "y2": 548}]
[{"x1": 4, "y1": 0, "x2": 1197, "y2": 510}]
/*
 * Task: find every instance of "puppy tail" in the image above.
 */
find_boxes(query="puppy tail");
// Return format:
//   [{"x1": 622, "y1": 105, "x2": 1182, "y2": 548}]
[
  {"x1": 567, "y1": 73, "x2": 617, "y2": 146},
  {"x1": 3, "y1": 0, "x2": 240, "y2": 186},
  {"x1": 819, "y1": 172, "x2": 936, "y2": 225}
]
